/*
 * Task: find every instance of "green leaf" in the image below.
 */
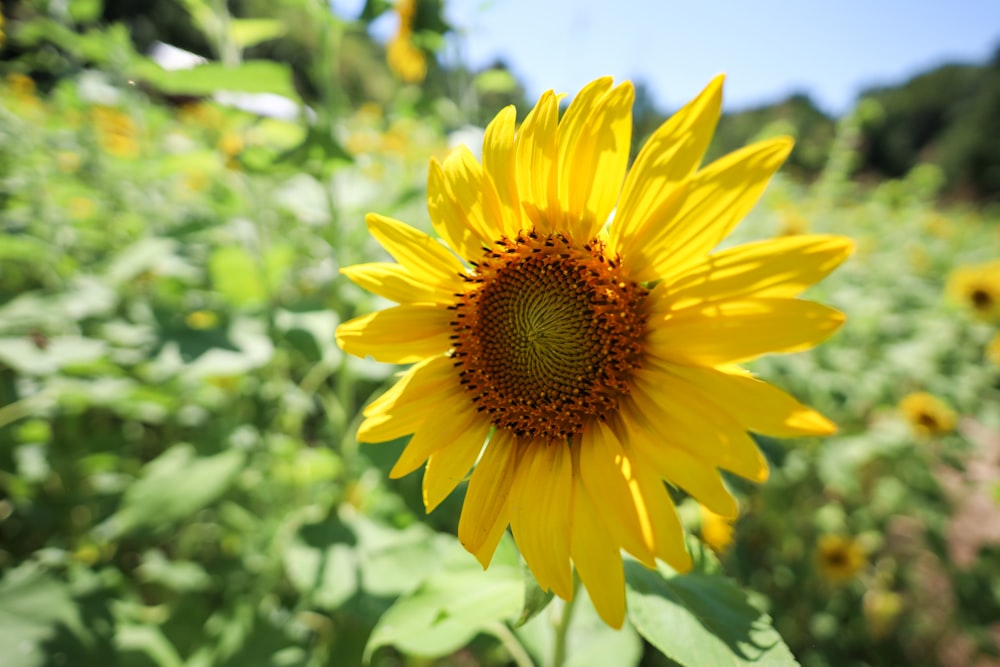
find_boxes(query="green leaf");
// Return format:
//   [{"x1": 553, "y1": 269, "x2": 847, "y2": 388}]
[
  {"x1": 365, "y1": 534, "x2": 523, "y2": 660},
  {"x1": 283, "y1": 518, "x2": 359, "y2": 610},
  {"x1": 0, "y1": 565, "x2": 83, "y2": 667},
  {"x1": 513, "y1": 558, "x2": 554, "y2": 628},
  {"x1": 130, "y1": 58, "x2": 299, "y2": 99},
  {"x1": 229, "y1": 19, "x2": 287, "y2": 49},
  {"x1": 107, "y1": 444, "x2": 245, "y2": 537},
  {"x1": 351, "y1": 515, "x2": 454, "y2": 597},
  {"x1": 625, "y1": 561, "x2": 799, "y2": 667},
  {"x1": 209, "y1": 246, "x2": 266, "y2": 306}
]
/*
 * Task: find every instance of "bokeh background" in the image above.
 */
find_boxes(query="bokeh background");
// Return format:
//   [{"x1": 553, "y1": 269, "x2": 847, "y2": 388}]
[{"x1": 0, "y1": 1, "x2": 999, "y2": 666}]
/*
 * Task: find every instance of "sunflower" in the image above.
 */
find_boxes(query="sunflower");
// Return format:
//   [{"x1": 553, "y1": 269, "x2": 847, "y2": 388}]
[
  {"x1": 700, "y1": 505, "x2": 736, "y2": 553},
  {"x1": 816, "y1": 534, "x2": 866, "y2": 584},
  {"x1": 947, "y1": 260, "x2": 1000, "y2": 322},
  {"x1": 336, "y1": 76, "x2": 852, "y2": 628},
  {"x1": 899, "y1": 391, "x2": 956, "y2": 436},
  {"x1": 386, "y1": 0, "x2": 427, "y2": 83}
]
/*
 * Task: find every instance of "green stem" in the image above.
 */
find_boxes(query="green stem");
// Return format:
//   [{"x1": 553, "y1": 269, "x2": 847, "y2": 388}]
[
  {"x1": 551, "y1": 577, "x2": 581, "y2": 667},
  {"x1": 489, "y1": 622, "x2": 536, "y2": 667}
]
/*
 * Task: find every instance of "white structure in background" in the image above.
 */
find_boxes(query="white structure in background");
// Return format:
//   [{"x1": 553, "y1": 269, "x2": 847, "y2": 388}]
[{"x1": 148, "y1": 41, "x2": 312, "y2": 122}]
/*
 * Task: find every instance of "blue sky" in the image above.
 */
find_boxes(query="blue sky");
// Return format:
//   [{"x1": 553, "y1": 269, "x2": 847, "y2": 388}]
[{"x1": 339, "y1": 0, "x2": 1000, "y2": 114}]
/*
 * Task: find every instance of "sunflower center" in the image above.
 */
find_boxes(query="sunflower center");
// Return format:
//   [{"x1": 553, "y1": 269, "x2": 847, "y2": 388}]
[
  {"x1": 450, "y1": 230, "x2": 648, "y2": 441},
  {"x1": 970, "y1": 288, "x2": 993, "y2": 310}
]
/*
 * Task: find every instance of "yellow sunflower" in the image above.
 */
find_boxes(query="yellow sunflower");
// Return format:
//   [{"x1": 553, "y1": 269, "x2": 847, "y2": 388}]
[
  {"x1": 386, "y1": 0, "x2": 427, "y2": 83},
  {"x1": 700, "y1": 505, "x2": 736, "y2": 553},
  {"x1": 899, "y1": 391, "x2": 956, "y2": 436},
  {"x1": 947, "y1": 260, "x2": 1000, "y2": 322},
  {"x1": 336, "y1": 76, "x2": 852, "y2": 628},
  {"x1": 816, "y1": 534, "x2": 866, "y2": 584}
]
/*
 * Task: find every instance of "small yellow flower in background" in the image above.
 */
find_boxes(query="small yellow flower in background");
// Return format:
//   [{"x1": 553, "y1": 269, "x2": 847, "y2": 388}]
[
  {"x1": 56, "y1": 151, "x2": 83, "y2": 174},
  {"x1": 186, "y1": 310, "x2": 219, "y2": 330},
  {"x1": 987, "y1": 332, "x2": 1000, "y2": 366},
  {"x1": 68, "y1": 196, "x2": 96, "y2": 221},
  {"x1": 218, "y1": 132, "x2": 244, "y2": 158},
  {"x1": 6, "y1": 72, "x2": 35, "y2": 98},
  {"x1": 899, "y1": 391, "x2": 957, "y2": 436},
  {"x1": 387, "y1": 0, "x2": 427, "y2": 83},
  {"x1": 700, "y1": 505, "x2": 736, "y2": 553},
  {"x1": 816, "y1": 534, "x2": 866, "y2": 584},
  {"x1": 863, "y1": 589, "x2": 903, "y2": 640},
  {"x1": 92, "y1": 106, "x2": 140, "y2": 158},
  {"x1": 336, "y1": 75, "x2": 853, "y2": 628},
  {"x1": 947, "y1": 260, "x2": 1000, "y2": 322}
]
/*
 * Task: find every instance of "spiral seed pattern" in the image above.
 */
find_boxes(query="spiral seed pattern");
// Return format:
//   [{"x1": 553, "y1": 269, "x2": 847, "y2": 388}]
[{"x1": 450, "y1": 230, "x2": 648, "y2": 441}]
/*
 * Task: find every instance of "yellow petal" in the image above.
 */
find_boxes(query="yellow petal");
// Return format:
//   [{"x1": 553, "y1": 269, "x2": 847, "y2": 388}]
[
  {"x1": 571, "y1": 476, "x2": 626, "y2": 629},
  {"x1": 389, "y1": 394, "x2": 484, "y2": 478},
  {"x1": 459, "y1": 429, "x2": 521, "y2": 566},
  {"x1": 656, "y1": 362, "x2": 837, "y2": 437},
  {"x1": 515, "y1": 90, "x2": 560, "y2": 234},
  {"x1": 651, "y1": 235, "x2": 856, "y2": 312},
  {"x1": 610, "y1": 74, "x2": 724, "y2": 256},
  {"x1": 341, "y1": 262, "x2": 458, "y2": 305},
  {"x1": 613, "y1": 410, "x2": 738, "y2": 518},
  {"x1": 628, "y1": 373, "x2": 769, "y2": 483},
  {"x1": 646, "y1": 298, "x2": 845, "y2": 366},
  {"x1": 336, "y1": 304, "x2": 453, "y2": 364},
  {"x1": 366, "y1": 213, "x2": 465, "y2": 285},
  {"x1": 577, "y1": 421, "x2": 656, "y2": 566},
  {"x1": 628, "y1": 137, "x2": 794, "y2": 283},
  {"x1": 482, "y1": 105, "x2": 522, "y2": 237},
  {"x1": 422, "y1": 418, "x2": 492, "y2": 512},
  {"x1": 557, "y1": 79, "x2": 633, "y2": 240},
  {"x1": 428, "y1": 147, "x2": 503, "y2": 261},
  {"x1": 359, "y1": 356, "x2": 458, "y2": 442},
  {"x1": 627, "y1": 457, "x2": 691, "y2": 571},
  {"x1": 509, "y1": 440, "x2": 574, "y2": 600}
]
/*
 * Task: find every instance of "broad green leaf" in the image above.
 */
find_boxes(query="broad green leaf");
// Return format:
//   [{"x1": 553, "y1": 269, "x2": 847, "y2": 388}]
[
  {"x1": 350, "y1": 514, "x2": 455, "y2": 596},
  {"x1": 130, "y1": 58, "x2": 298, "y2": 99},
  {"x1": 365, "y1": 534, "x2": 523, "y2": 660},
  {"x1": 0, "y1": 565, "x2": 85, "y2": 667},
  {"x1": 229, "y1": 19, "x2": 286, "y2": 49},
  {"x1": 107, "y1": 444, "x2": 245, "y2": 537},
  {"x1": 283, "y1": 518, "x2": 358, "y2": 610},
  {"x1": 116, "y1": 624, "x2": 185, "y2": 667},
  {"x1": 209, "y1": 246, "x2": 266, "y2": 306},
  {"x1": 515, "y1": 583, "x2": 642, "y2": 667},
  {"x1": 625, "y1": 561, "x2": 799, "y2": 667},
  {"x1": 0, "y1": 336, "x2": 108, "y2": 376}
]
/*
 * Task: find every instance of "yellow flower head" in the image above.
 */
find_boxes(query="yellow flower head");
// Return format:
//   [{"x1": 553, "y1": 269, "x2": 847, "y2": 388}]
[
  {"x1": 387, "y1": 0, "x2": 426, "y2": 83},
  {"x1": 700, "y1": 505, "x2": 736, "y2": 553},
  {"x1": 92, "y1": 105, "x2": 139, "y2": 158},
  {"x1": 987, "y1": 332, "x2": 1000, "y2": 366},
  {"x1": 899, "y1": 391, "x2": 956, "y2": 436},
  {"x1": 336, "y1": 76, "x2": 852, "y2": 628},
  {"x1": 947, "y1": 260, "x2": 1000, "y2": 322},
  {"x1": 816, "y1": 534, "x2": 866, "y2": 584}
]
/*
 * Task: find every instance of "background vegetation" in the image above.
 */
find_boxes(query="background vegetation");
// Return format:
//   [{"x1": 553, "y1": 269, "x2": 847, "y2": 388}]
[{"x1": 1, "y1": 1, "x2": 998, "y2": 666}]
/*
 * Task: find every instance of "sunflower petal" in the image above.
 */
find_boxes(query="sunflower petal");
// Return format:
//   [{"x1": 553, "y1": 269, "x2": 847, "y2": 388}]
[
  {"x1": 515, "y1": 90, "x2": 560, "y2": 233},
  {"x1": 336, "y1": 305, "x2": 453, "y2": 364},
  {"x1": 646, "y1": 298, "x2": 845, "y2": 366},
  {"x1": 656, "y1": 362, "x2": 837, "y2": 436},
  {"x1": 610, "y1": 74, "x2": 724, "y2": 255},
  {"x1": 557, "y1": 79, "x2": 633, "y2": 240},
  {"x1": 509, "y1": 440, "x2": 574, "y2": 599},
  {"x1": 389, "y1": 397, "x2": 486, "y2": 479},
  {"x1": 366, "y1": 213, "x2": 465, "y2": 284},
  {"x1": 578, "y1": 421, "x2": 656, "y2": 566},
  {"x1": 459, "y1": 429, "x2": 520, "y2": 566},
  {"x1": 482, "y1": 105, "x2": 522, "y2": 236},
  {"x1": 428, "y1": 147, "x2": 503, "y2": 261},
  {"x1": 422, "y1": 418, "x2": 491, "y2": 512},
  {"x1": 571, "y1": 476, "x2": 626, "y2": 629},
  {"x1": 359, "y1": 356, "x2": 459, "y2": 441},
  {"x1": 629, "y1": 137, "x2": 794, "y2": 283},
  {"x1": 652, "y1": 235, "x2": 856, "y2": 311},
  {"x1": 341, "y1": 262, "x2": 458, "y2": 305},
  {"x1": 615, "y1": 409, "x2": 738, "y2": 518}
]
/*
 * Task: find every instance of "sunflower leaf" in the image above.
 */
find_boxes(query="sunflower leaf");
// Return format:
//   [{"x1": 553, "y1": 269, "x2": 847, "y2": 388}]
[
  {"x1": 624, "y1": 561, "x2": 798, "y2": 667},
  {"x1": 513, "y1": 557, "x2": 555, "y2": 628}
]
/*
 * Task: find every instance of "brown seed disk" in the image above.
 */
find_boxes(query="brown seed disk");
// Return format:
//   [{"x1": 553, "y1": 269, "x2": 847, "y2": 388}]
[{"x1": 450, "y1": 230, "x2": 648, "y2": 441}]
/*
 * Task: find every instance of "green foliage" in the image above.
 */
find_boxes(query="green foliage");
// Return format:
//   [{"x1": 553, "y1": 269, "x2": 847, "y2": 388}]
[{"x1": 1, "y1": 4, "x2": 999, "y2": 667}]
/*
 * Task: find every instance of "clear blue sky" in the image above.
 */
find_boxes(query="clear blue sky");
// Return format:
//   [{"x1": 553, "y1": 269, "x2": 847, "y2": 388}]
[{"x1": 338, "y1": 0, "x2": 1000, "y2": 114}]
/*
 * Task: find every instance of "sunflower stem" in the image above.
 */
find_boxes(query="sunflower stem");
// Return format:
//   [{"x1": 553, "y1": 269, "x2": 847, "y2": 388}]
[
  {"x1": 551, "y1": 576, "x2": 581, "y2": 667},
  {"x1": 488, "y1": 622, "x2": 536, "y2": 667}
]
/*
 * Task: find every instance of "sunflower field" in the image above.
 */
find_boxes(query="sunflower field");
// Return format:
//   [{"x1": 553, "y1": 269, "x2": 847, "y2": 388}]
[{"x1": 1, "y1": 2, "x2": 999, "y2": 667}]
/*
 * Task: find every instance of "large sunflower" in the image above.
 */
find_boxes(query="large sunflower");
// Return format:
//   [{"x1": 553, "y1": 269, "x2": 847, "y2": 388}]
[{"x1": 336, "y1": 76, "x2": 853, "y2": 628}]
